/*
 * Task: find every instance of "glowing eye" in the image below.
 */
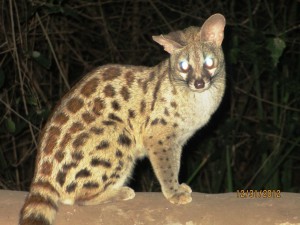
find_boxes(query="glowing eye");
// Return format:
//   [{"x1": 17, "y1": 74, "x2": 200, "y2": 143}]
[
  {"x1": 204, "y1": 56, "x2": 214, "y2": 69},
  {"x1": 179, "y1": 60, "x2": 189, "y2": 72}
]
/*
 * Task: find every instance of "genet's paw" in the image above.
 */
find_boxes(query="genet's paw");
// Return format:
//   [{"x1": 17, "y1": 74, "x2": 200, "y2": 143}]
[
  {"x1": 167, "y1": 183, "x2": 192, "y2": 205},
  {"x1": 119, "y1": 187, "x2": 135, "y2": 201},
  {"x1": 179, "y1": 183, "x2": 192, "y2": 193}
]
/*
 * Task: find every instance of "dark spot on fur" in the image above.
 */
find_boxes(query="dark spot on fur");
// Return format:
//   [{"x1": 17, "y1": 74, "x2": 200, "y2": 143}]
[
  {"x1": 69, "y1": 122, "x2": 84, "y2": 133},
  {"x1": 90, "y1": 127, "x2": 104, "y2": 135},
  {"x1": 151, "y1": 118, "x2": 159, "y2": 125},
  {"x1": 96, "y1": 140, "x2": 109, "y2": 150},
  {"x1": 41, "y1": 161, "x2": 52, "y2": 176},
  {"x1": 174, "y1": 112, "x2": 180, "y2": 117},
  {"x1": 62, "y1": 162, "x2": 78, "y2": 171},
  {"x1": 72, "y1": 133, "x2": 89, "y2": 148},
  {"x1": 170, "y1": 101, "x2": 177, "y2": 108},
  {"x1": 44, "y1": 126, "x2": 60, "y2": 155},
  {"x1": 125, "y1": 71, "x2": 135, "y2": 87},
  {"x1": 56, "y1": 171, "x2": 67, "y2": 186},
  {"x1": 93, "y1": 98, "x2": 105, "y2": 115},
  {"x1": 164, "y1": 108, "x2": 170, "y2": 116},
  {"x1": 66, "y1": 98, "x2": 84, "y2": 113},
  {"x1": 66, "y1": 182, "x2": 77, "y2": 193},
  {"x1": 71, "y1": 151, "x2": 83, "y2": 161},
  {"x1": 118, "y1": 133, "x2": 131, "y2": 147},
  {"x1": 110, "y1": 173, "x2": 120, "y2": 179},
  {"x1": 53, "y1": 112, "x2": 69, "y2": 125},
  {"x1": 145, "y1": 116, "x2": 150, "y2": 127},
  {"x1": 140, "y1": 100, "x2": 146, "y2": 114},
  {"x1": 151, "y1": 78, "x2": 162, "y2": 110},
  {"x1": 128, "y1": 109, "x2": 136, "y2": 118},
  {"x1": 102, "y1": 174, "x2": 108, "y2": 182},
  {"x1": 90, "y1": 158, "x2": 112, "y2": 168},
  {"x1": 103, "y1": 67, "x2": 121, "y2": 81},
  {"x1": 83, "y1": 181, "x2": 99, "y2": 189},
  {"x1": 102, "y1": 120, "x2": 116, "y2": 126},
  {"x1": 75, "y1": 168, "x2": 91, "y2": 178},
  {"x1": 60, "y1": 133, "x2": 71, "y2": 148},
  {"x1": 115, "y1": 149, "x2": 123, "y2": 158},
  {"x1": 80, "y1": 77, "x2": 99, "y2": 97},
  {"x1": 160, "y1": 118, "x2": 167, "y2": 125},
  {"x1": 103, "y1": 84, "x2": 116, "y2": 97},
  {"x1": 115, "y1": 165, "x2": 122, "y2": 171},
  {"x1": 108, "y1": 113, "x2": 123, "y2": 122},
  {"x1": 82, "y1": 112, "x2": 96, "y2": 124},
  {"x1": 111, "y1": 100, "x2": 121, "y2": 111},
  {"x1": 120, "y1": 86, "x2": 130, "y2": 101},
  {"x1": 54, "y1": 150, "x2": 65, "y2": 162}
]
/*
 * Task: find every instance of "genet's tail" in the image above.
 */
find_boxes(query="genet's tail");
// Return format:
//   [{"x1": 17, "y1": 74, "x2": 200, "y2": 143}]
[{"x1": 19, "y1": 181, "x2": 60, "y2": 225}]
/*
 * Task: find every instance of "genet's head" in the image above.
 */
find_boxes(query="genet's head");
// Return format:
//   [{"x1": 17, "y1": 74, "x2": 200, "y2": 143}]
[{"x1": 153, "y1": 14, "x2": 226, "y2": 92}]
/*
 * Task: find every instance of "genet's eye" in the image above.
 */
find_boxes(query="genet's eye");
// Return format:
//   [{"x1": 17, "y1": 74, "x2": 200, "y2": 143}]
[
  {"x1": 179, "y1": 60, "x2": 190, "y2": 72},
  {"x1": 204, "y1": 56, "x2": 214, "y2": 69}
]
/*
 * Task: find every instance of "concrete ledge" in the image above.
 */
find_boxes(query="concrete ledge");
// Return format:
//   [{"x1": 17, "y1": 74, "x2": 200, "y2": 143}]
[{"x1": 1, "y1": 190, "x2": 299, "y2": 225}]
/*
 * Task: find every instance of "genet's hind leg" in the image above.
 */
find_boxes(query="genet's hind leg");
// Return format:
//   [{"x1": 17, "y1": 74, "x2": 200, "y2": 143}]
[
  {"x1": 78, "y1": 187, "x2": 135, "y2": 206},
  {"x1": 76, "y1": 126, "x2": 136, "y2": 206}
]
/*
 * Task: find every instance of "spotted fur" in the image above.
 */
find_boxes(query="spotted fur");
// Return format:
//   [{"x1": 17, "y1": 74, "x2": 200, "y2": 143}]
[{"x1": 19, "y1": 14, "x2": 226, "y2": 225}]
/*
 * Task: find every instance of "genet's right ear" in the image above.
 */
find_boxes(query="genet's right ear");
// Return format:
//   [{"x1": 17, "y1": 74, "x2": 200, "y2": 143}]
[{"x1": 152, "y1": 34, "x2": 184, "y2": 54}]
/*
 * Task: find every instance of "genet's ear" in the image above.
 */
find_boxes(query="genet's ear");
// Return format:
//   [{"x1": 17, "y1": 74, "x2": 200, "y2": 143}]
[
  {"x1": 199, "y1": 14, "x2": 226, "y2": 46},
  {"x1": 152, "y1": 34, "x2": 184, "y2": 54}
]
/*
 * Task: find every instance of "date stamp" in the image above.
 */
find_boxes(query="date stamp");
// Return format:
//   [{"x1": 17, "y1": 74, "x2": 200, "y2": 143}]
[{"x1": 237, "y1": 190, "x2": 281, "y2": 198}]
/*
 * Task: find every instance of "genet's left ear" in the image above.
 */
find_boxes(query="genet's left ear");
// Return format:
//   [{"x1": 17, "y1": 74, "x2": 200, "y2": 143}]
[
  {"x1": 199, "y1": 14, "x2": 226, "y2": 46},
  {"x1": 152, "y1": 31, "x2": 184, "y2": 54}
]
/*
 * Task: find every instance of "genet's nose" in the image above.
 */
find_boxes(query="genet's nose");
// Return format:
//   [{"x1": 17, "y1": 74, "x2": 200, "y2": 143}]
[{"x1": 194, "y1": 79, "x2": 205, "y2": 89}]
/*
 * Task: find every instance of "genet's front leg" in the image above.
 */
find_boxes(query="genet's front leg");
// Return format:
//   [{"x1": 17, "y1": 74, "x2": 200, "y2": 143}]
[{"x1": 146, "y1": 140, "x2": 192, "y2": 204}]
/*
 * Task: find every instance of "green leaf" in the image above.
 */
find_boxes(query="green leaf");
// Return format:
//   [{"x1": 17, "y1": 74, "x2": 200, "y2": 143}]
[
  {"x1": 266, "y1": 37, "x2": 286, "y2": 67},
  {"x1": 31, "y1": 51, "x2": 51, "y2": 69},
  {"x1": 5, "y1": 118, "x2": 16, "y2": 133}
]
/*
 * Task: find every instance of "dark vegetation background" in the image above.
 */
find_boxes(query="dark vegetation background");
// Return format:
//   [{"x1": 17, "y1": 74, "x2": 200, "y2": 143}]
[{"x1": 0, "y1": 0, "x2": 299, "y2": 193}]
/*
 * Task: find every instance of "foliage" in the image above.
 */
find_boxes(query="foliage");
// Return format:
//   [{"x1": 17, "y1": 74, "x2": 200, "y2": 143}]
[{"x1": 0, "y1": 0, "x2": 299, "y2": 193}]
